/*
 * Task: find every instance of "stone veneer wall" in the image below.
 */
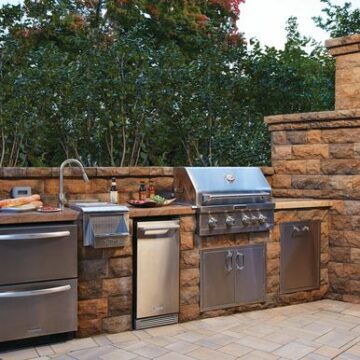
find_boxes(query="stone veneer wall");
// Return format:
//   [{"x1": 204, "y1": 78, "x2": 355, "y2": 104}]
[
  {"x1": 265, "y1": 33, "x2": 360, "y2": 303},
  {"x1": 0, "y1": 167, "x2": 174, "y2": 204},
  {"x1": 77, "y1": 226, "x2": 133, "y2": 337}
]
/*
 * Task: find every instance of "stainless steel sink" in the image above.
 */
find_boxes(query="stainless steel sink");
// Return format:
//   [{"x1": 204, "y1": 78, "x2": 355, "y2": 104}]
[{"x1": 71, "y1": 202, "x2": 109, "y2": 207}]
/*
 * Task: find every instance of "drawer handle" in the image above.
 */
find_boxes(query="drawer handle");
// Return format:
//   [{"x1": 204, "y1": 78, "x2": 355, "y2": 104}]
[
  {"x1": 0, "y1": 231, "x2": 70, "y2": 241},
  {"x1": 225, "y1": 250, "x2": 233, "y2": 272},
  {"x1": 0, "y1": 285, "x2": 71, "y2": 298},
  {"x1": 236, "y1": 252, "x2": 245, "y2": 271}
]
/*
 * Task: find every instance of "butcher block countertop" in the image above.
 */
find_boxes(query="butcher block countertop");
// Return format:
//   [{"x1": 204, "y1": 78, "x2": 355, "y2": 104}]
[
  {"x1": 0, "y1": 208, "x2": 80, "y2": 225},
  {"x1": 274, "y1": 198, "x2": 333, "y2": 210},
  {"x1": 128, "y1": 204, "x2": 196, "y2": 218}
]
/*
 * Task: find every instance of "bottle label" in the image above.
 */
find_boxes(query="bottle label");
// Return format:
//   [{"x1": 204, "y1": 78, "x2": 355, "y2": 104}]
[
  {"x1": 139, "y1": 191, "x2": 147, "y2": 201},
  {"x1": 110, "y1": 191, "x2": 118, "y2": 204}
]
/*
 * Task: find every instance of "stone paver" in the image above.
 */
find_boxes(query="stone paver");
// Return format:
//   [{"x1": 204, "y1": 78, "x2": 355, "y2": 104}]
[{"x1": 1, "y1": 300, "x2": 360, "y2": 360}]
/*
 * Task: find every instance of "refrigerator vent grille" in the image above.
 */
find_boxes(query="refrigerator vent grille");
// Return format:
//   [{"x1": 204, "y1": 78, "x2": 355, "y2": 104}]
[{"x1": 135, "y1": 314, "x2": 178, "y2": 330}]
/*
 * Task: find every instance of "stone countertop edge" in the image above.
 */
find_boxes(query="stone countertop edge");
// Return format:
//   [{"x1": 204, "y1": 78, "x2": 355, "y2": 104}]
[
  {"x1": 0, "y1": 201, "x2": 331, "y2": 224},
  {"x1": 274, "y1": 198, "x2": 333, "y2": 210},
  {"x1": 128, "y1": 204, "x2": 196, "y2": 218},
  {"x1": 0, "y1": 207, "x2": 80, "y2": 225},
  {"x1": 0, "y1": 204, "x2": 196, "y2": 225}
]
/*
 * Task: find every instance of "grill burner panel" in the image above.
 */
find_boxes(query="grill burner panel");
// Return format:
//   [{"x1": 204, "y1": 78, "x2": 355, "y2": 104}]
[
  {"x1": 174, "y1": 167, "x2": 274, "y2": 236},
  {"x1": 198, "y1": 205, "x2": 274, "y2": 236}
]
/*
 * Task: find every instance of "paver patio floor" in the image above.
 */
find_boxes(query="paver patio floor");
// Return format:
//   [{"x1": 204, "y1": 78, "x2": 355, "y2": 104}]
[{"x1": 1, "y1": 300, "x2": 360, "y2": 360}]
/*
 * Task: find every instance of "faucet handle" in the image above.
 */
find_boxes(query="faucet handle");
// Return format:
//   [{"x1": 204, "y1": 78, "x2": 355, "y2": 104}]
[{"x1": 58, "y1": 193, "x2": 67, "y2": 210}]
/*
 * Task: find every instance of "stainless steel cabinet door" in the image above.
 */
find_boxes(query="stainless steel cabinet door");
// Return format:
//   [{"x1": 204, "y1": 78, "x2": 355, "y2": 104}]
[
  {"x1": 201, "y1": 248, "x2": 235, "y2": 311},
  {"x1": 280, "y1": 221, "x2": 320, "y2": 294},
  {"x1": 235, "y1": 245, "x2": 266, "y2": 304},
  {"x1": 0, "y1": 279, "x2": 77, "y2": 342},
  {"x1": 137, "y1": 220, "x2": 180, "y2": 319},
  {"x1": 0, "y1": 224, "x2": 77, "y2": 285}
]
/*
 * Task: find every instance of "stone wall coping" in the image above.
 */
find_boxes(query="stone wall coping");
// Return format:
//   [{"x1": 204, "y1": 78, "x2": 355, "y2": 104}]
[
  {"x1": 0, "y1": 166, "x2": 274, "y2": 178},
  {"x1": 274, "y1": 198, "x2": 333, "y2": 210},
  {"x1": 0, "y1": 166, "x2": 174, "y2": 178},
  {"x1": 264, "y1": 109, "x2": 360, "y2": 126},
  {"x1": 325, "y1": 34, "x2": 360, "y2": 50}
]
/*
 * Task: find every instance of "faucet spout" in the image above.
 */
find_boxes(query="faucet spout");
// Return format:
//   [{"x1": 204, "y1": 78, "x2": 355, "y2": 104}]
[{"x1": 59, "y1": 159, "x2": 89, "y2": 210}]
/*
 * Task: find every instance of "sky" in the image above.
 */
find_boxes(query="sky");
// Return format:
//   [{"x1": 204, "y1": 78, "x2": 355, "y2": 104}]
[
  {"x1": 238, "y1": 0, "x2": 360, "y2": 49},
  {"x1": 0, "y1": 0, "x2": 359, "y2": 48}
]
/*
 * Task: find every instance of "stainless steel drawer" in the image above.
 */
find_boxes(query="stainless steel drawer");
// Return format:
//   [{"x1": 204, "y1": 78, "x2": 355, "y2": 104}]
[
  {"x1": 0, "y1": 279, "x2": 77, "y2": 342},
  {"x1": 0, "y1": 224, "x2": 77, "y2": 285}
]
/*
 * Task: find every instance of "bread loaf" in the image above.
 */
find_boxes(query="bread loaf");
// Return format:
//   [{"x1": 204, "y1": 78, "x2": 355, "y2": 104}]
[
  {"x1": 0, "y1": 194, "x2": 41, "y2": 208},
  {"x1": 28, "y1": 200, "x2": 43, "y2": 208}
]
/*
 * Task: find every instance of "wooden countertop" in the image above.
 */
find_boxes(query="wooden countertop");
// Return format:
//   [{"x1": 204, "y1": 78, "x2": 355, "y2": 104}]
[
  {"x1": 0, "y1": 208, "x2": 80, "y2": 225},
  {"x1": 128, "y1": 204, "x2": 196, "y2": 218},
  {"x1": 274, "y1": 198, "x2": 332, "y2": 210}
]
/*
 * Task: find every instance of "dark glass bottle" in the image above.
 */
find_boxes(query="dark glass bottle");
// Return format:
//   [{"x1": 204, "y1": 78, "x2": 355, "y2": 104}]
[{"x1": 139, "y1": 181, "x2": 147, "y2": 200}]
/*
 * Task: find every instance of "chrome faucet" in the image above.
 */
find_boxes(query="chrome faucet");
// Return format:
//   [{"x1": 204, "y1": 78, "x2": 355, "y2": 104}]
[{"x1": 59, "y1": 159, "x2": 89, "y2": 210}]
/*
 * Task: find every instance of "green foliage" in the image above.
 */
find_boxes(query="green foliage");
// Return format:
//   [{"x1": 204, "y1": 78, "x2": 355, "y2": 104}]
[
  {"x1": 0, "y1": 0, "x2": 336, "y2": 167},
  {"x1": 313, "y1": 0, "x2": 360, "y2": 38}
]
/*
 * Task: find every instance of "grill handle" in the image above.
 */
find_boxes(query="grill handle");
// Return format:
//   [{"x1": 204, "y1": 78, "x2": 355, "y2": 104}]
[
  {"x1": 203, "y1": 192, "x2": 270, "y2": 203},
  {"x1": 0, "y1": 231, "x2": 70, "y2": 241}
]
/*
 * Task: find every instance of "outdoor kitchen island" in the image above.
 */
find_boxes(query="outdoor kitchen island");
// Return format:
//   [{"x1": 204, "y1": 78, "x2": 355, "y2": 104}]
[
  {"x1": 0, "y1": 197, "x2": 332, "y2": 340},
  {"x1": 77, "y1": 197, "x2": 332, "y2": 337}
]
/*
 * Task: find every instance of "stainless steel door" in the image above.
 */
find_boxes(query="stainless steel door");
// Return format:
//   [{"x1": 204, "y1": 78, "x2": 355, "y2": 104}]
[
  {"x1": 201, "y1": 248, "x2": 235, "y2": 311},
  {"x1": 280, "y1": 221, "x2": 320, "y2": 294},
  {"x1": 136, "y1": 220, "x2": 180, "y2": 319},
  {"x1": 0, "y1": 279, "x2": 77, "y2": 342},
  {"x1": 0, "y1": 224, "x2": 77, "y2": 285},
  {"x1": 235, "y1": 245, "x2": 265, "y2": 304}
]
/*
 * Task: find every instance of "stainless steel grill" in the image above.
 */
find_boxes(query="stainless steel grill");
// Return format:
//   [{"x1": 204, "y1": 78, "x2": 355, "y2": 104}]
[{"x1": 174, "y1": 167, "x2": 274, "y2": 236}]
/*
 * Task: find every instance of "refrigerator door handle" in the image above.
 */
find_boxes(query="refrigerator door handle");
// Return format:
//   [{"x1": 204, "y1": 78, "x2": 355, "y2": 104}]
[{"x1": 139, "y1": 225, "x2": 180, "y2": 236}]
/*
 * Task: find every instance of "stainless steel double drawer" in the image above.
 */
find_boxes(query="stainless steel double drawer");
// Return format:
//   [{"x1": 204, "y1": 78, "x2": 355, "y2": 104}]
[
  {"x1": 0, "y1": 224, "x2": 77, "y2": 285},
  {"x1": 0, "y1": 223, "x2": 78, "y2": 342},
  {"x1": 0, "y1": 279, "x2": 77, "y2": 342}
]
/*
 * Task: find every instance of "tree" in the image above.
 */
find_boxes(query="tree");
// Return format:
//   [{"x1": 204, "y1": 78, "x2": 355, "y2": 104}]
[
  {"x1": 0, "y1": 0, "x2": 338, "y2": 167},
  {"x1": 313, "y1": 0, "x2": 360, "y2": 38}
]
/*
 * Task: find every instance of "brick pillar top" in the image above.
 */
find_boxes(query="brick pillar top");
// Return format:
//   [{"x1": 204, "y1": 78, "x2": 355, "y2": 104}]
[
  {"x1": 325, "y1": 34, "x2": 360, "y2": 56},
  {"x1": 325, "y1": 33, "x2": 360, "y2": 110}
]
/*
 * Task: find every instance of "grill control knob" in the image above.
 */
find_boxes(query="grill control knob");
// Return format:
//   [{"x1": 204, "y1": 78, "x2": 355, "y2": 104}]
[
  {"x1": 258, "y1": 213, "x2": 267, "y2": 224},
  {"x1": 226, "y1": 216, "x2": 236, "y2": 226},
  {"x1": 241, "y1": 214, "x2": 251, "y2": 226},
  {"x1": 208, "y1": 217, "x2": 218, "y2": 229},
  {"x1": 250, "y1": 214, "x2": 259, "y2": 225}
]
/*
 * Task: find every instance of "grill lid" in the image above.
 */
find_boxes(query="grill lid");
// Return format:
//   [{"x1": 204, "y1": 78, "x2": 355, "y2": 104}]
[{"x1": 175, "y1": 167, "x2": 272, "y2": 206}]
